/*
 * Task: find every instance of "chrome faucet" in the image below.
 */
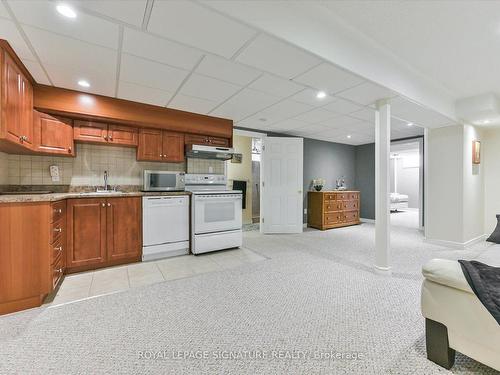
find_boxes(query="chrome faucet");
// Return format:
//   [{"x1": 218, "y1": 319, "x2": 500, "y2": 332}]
[{"x1": 104, "y1": 170, "x2": 109, "y2": 191}]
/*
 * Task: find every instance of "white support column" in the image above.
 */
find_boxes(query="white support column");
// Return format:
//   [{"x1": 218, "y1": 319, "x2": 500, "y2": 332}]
[{"x1": 375, "y1": 99, "x2": 391, "y2": 273}]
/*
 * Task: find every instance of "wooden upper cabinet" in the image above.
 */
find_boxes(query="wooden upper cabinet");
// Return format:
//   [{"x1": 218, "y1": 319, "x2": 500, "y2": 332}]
[
  {"x1": 137, "y1": 129, "x2": 185, "y2": 163},
  {"x1": 66, "y1": 199, "x2": 107, "y2": 269},
  {"x1": 137, "y1": 128, "x2": 163, "y2": 161},
  {"x1": 33, "y1": 111, "x2": 74, "y2": 156},
  {"x1": 73, "y1": 120, "x2": 108, "y2": 143},
  {"x1": 74, "y1": 120, "x2": 138, "y2": 147},
  {"x1": 1, "y1": 50, "x2": 33, "y2": 150},
  {"x1": 162, "y1": 131, "x2": 184, "y2": 162},
  {"x1": 107, "y1": 124, "x2": 138, "y2": 146},
  {"x1": 106, "y1": 197, "x2": 141, "y2": 261},
  {"x1": 184, "y1": 133, "x2": 229, "y2": 147}
]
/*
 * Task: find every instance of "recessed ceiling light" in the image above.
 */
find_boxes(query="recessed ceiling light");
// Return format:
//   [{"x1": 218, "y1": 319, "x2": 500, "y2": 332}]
[
  {"x1": 316, "y1": 91, "x2": 327, "y2": 99},
  {"x1": 56, "y1": 4, "x2": 77, "y2": 18},
  {"x1": 77, "y1": 80, "x2": 90, "y2": 88},
  {"x1": 347, "y1": 135, "x2": 352, "y2": 139},
  {"x1": 407, "y1": 122, "x2": 414, "y2": 127}
]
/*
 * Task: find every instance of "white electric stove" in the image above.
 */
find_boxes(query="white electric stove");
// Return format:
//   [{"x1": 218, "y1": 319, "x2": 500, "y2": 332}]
[{"x1": 185, "y1": 174, "x2": 243, "y2": 254}]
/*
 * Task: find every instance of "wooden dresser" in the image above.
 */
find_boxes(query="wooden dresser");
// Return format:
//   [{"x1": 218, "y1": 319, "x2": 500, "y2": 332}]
[{"x1": 307, "y1": 191, "x2": 361, "y2": 230}]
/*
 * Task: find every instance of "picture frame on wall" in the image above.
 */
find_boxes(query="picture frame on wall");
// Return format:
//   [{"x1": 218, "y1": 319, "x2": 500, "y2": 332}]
[{"x1": 472, "y1": 140, "x2": 481, "y2": 164}]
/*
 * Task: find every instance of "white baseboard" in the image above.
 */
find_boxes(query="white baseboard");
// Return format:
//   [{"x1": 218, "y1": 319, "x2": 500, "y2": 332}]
[
  {"x1": 424, "y1": 234, "x2": 488, "y2": 249},
  {"x1": 360, "y1": 218, "x2": 375, "y2": 223}
]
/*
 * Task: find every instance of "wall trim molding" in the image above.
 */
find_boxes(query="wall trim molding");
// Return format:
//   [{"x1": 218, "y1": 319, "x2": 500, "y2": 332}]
[
  {"x1": 424, "y1": 234, "x2": 488, "y2": 249},
  {"x1": 360, "y1": 218, "x2": 375, "y2": 223}
]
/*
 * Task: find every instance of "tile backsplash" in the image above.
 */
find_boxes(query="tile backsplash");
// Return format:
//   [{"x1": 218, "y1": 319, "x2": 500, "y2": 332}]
[
  {"x1": 4, "y1": 144, "x2": 225, "y2": 186},
  {"x1": 0, "y1": 151, "x2": 8, "y2": 185}
]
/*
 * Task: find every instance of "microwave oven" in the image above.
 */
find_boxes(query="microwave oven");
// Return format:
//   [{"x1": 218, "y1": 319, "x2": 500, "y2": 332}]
[{"x1": 143, "y1": 170, "x2": 185, "y2": 191}]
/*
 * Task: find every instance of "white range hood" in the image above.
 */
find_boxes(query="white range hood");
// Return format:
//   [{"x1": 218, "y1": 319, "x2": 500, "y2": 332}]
[{"x1": 186, "y1": 144, "x2": 235, "y2": 160}]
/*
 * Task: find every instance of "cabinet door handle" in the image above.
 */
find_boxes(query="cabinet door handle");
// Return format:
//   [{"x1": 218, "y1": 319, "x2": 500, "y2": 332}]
[
  {"x1": 54, "y1": 228, "x2": 62, "y2": 233},
  {"x1": 108, "y1": 135, "x2": 113, "y2": 141},
  {"x1": 103, "y1": 135, "x2": 108, "y2": 140},
  {"x1": 54, "y1": 246, "x2": 63, "y2": 252},
  {"x1": 68, "y1": 147, "x2": 72, "y2": 153}
]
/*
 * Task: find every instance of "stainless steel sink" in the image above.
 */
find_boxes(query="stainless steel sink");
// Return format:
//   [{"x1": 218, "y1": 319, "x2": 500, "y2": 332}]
[{"x1": 78, "y1": 190, "x2": 123, "y2": 195}]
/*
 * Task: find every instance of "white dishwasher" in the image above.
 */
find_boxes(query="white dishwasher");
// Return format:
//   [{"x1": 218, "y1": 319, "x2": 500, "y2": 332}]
[{"x1": 142, "y1": 195, "x2": 189, "y2": 261}]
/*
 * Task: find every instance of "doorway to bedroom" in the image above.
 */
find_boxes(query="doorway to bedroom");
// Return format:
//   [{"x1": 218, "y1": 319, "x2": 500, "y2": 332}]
[{"x1": 390, "y1": 137, "x2": 424, "y2": 230}]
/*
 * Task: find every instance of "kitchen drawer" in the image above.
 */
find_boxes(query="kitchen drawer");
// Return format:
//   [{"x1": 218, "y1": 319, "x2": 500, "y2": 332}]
[
  {"x1": 344, "y1": 200, "x2": 359, "y2": 211},
  {"x1": 325, "y1": 212, "x2": 342, "y2": 224},
  {"x1": 52, "y1": 252, "x2": 64, "y2": 289},
  {"x1": 51, "y1": 218, "x2": 65, "y2": 244},
  {"x1": 51, "y1": 201, "x2": 66, "y2": 223},
  {"x1": 51, "y1": 236, "x2": 64, "y2": 265},
  {"x1": 344, "y1": 210, "x2": 359, "y2": 223}
]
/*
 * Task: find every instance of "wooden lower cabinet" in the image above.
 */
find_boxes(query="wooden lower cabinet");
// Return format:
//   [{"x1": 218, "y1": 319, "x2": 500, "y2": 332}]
[
  {"x1": 106, "y1": 197, "x2": 142, "y2": 261},
  {"x1": 66, "y1": 197, "x2": 141, "y2": 272},
  {"x1": 0, "y1": 202, "x2": 51, "y2": 315},
  {"x1": 307, "y1": 191, "x2": 361, "y2": 230}
]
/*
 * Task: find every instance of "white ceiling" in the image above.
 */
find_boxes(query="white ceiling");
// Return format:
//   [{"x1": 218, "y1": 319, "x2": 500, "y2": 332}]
[
  {"x1": 0, "y1": 0, "x2": 456, "y2": 145},
  {"x1": 323, "y1": 1, "x2": 500, "y2": 100}
]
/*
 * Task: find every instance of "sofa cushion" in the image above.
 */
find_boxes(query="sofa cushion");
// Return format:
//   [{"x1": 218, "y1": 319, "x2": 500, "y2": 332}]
[
  {"x1": 422, "y1": 259, "x2": 473, "y2": 293},
  {"x1": 486, "y1": 215, "x2": 500, "y2": 244}
]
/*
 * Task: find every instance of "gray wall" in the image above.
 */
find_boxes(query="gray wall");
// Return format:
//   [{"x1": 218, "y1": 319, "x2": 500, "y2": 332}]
[
  {"x1": 303, "y1": 138, "x2": 356, "y2": 222},
  {"x1": 354, "y1": 143, "x2": 375, "y2": 220}
]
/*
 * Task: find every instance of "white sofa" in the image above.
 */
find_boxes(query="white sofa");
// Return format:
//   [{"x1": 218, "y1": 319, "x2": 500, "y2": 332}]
[{"x1": 421, "y1": 245, "x2": 500, "y2": 371}]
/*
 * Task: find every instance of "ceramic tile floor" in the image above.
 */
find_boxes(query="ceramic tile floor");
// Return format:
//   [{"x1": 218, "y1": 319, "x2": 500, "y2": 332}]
[{"x1": 47, "y1": 248, "x2": 266, "y2": 307}]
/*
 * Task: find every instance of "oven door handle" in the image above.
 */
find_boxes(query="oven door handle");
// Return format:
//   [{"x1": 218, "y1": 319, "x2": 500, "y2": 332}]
[{"x1": 195, "y1": 195, "x2": 242, "y2": 200}]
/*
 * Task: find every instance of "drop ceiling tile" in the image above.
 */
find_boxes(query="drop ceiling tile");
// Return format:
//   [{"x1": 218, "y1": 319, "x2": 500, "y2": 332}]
[
  {"x1": 169, "y1": 93, "x2": 218, "y2": 115},
  {"x1": 180, "y1": 73, "x2": 241, "y2": 102},
  {"x1": 337, "y1": 81, "x2": 396, "y2": 106},
  {"x1": 22, "y1": 59, "x2": 50, "y2": 85},
  {"x1": 293, "y1": 63, "x2": 365, "y2": 94},
  {"x1": 391, "y1": 116, "x2": 410, "y2": 129},
  {"x1": 45, "y1": 62, "x2": 115, "y2": 96},
  {"x1": 236, "y1": 34, "x2": 321, "y2": 79},
  {"x1": 23, "y1": 25, "x2": 116, "y2": 73},
  {"x1": 118, "y1": 81, "x2": 173, "y2": 107},
  {"x1": 69, "y1": 0, "x2": 147, "y2": 27},
  {"x1": 211, "y1": 88, "x2": 281, "y2": 121},
  {"x1": 0, "y1": 18, "x2": 35, "y2": 60},
  {"x1": 290, "y1": 88, "x2": 336, "y2": 107},
  {"x1": 196, "y1": 55, "x2": 261, "y2": 86},
  {"x1": 0, "y1": 2, "x2": 10, "y2": 18},
  {"x1": 390, "y1": 96, "x2": 454, "y2": 128},
  {"x1": 293, "y1": 108, "x2": 337, "y2": 124},
  {"x1": 11, "y1": 0, "x2": 119, "y2": 49},
  {"x1": 122, "y1": 28, "x2": 202, "y2": 70},
  {"x1": 319, "y1": 115, "x2": 360, "y2": 129},
  {"x1": 148, "y1": 1, "x2": 256, "y2": 58},
  {"x1": 350, "y1": 107, "x2": 375, "y2": 122},
  {"x1": 268, "y1": 119, "x2": 310, "y2": 132},
  {"x1": 256, "y1": 99, "x2": 314, "y2": 124},
  {"x1": 293, "y1": 123, "x2": 330, "y2": 135},
  {"x1": 120, "y1": 53, "x2": 188, "y2": 92},
  {"x1": 322, "y1": 97, "x2": 363, "y2": 115},
  {"x1": 248, "y1": 74, "x2": 304, "y2": 98}
]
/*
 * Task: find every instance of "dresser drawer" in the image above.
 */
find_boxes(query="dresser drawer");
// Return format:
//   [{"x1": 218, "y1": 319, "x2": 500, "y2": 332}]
[
  {"x1": 347, "y1": 192, "x2": 359, "y2": 200},
  {"x1": 335, "y1": 193, "x2": 348, "y2": 200},
  {"x1": 324, "y1": 201, "x2": 337, "y2": 212},
  {"x1": 51, "y1": 201, "x2": 66, "y2": 223},
  {"x1": 324, "y1": 193, "x2": 336, "y2": 201},
  {"x1": 344, "y1": 210, "x2": 359, "y2": 223},
  {"x1": 344, "y1": 200, "x2": 359, "y2": 211},
  {"x1": 325, "y1": 212, "x2": 343, "y2": 224}
]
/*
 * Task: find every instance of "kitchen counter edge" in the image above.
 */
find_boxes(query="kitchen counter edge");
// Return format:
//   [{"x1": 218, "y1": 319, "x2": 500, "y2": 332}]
[{"x1": 0, "y1": 191, "x2": 191, "y2": 203}]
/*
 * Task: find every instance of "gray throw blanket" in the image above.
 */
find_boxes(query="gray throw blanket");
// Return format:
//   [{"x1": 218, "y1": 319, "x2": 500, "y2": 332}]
[{"x1": 458, "y1": 260, "x2": 500, "y2": 325}]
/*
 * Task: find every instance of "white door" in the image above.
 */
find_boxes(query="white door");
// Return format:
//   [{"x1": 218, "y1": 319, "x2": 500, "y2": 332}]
[{"x1": 261, "y1": 137, "x2": 303, "y2": 233}]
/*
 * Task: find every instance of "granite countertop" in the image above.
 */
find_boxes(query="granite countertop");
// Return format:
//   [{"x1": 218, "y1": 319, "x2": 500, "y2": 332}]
[{"x1": 0, "y1": 190, "x2": 191, "y2": 203}]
